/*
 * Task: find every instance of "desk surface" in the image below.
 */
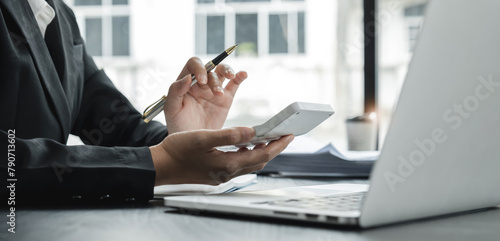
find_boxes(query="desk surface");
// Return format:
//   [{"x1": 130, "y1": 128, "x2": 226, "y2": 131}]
[{"x1": 2, "y1": 176, "x2": 500, "y2": 241}]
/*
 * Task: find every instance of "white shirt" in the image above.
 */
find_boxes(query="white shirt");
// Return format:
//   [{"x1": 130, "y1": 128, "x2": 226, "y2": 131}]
[{"x1": 27, "y1": 0, "x2": 55, "y2": 38}]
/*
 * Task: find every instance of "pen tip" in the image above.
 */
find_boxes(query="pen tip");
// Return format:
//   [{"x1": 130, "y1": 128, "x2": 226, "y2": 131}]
[{"x1": 226, "y1": 44, "x2": 238, "y2": 55}]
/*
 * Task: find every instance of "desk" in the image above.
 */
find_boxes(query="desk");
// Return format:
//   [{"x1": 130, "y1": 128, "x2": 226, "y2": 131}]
[{"x1": 2, "y1": 176, "x2": 499, "y2": 241}]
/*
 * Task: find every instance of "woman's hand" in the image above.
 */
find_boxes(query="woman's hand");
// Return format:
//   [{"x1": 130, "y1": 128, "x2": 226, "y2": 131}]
[
  {"x1": 149, "y1": 127, "x2": 294, "y2": 185},
  {"x1": 163, "y1": 57, "x2": 247, "y2": 133}
]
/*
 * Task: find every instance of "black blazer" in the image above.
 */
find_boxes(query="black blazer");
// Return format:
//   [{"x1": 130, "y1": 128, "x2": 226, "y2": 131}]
[{"x1": 0, "y1": 0, "x2": 168, "y2": 203}]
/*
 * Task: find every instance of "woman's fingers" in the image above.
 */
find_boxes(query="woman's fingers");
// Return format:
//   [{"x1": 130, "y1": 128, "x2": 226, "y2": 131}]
[{"x1": 225, "y1": 71, "x2": 247, "y2": 96}]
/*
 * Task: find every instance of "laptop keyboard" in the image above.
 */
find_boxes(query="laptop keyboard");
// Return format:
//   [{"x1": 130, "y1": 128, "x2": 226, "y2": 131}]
[{"x1": 255, "y1": 191, "x2": 367, "y2": 211}]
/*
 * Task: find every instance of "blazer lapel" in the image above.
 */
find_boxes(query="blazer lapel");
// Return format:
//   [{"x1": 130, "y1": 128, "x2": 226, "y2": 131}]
[{"x1": 1, "y1": 0, "x2": 71, "y2": 138}]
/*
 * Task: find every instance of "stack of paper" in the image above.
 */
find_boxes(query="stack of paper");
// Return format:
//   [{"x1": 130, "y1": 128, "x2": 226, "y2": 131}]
[{"x1": 258, "y1": 143, "x2": 377, "y2": 177}]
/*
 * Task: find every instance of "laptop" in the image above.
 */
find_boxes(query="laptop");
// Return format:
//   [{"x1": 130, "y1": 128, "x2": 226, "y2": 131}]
[{"x1": 163, "y1": 0, "x2": 500, "y2": 228}]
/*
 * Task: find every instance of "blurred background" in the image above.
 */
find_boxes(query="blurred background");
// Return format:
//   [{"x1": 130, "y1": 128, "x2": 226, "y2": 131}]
[{"x1": 64, "y1": 0, "x2": 429, "y2": 150}]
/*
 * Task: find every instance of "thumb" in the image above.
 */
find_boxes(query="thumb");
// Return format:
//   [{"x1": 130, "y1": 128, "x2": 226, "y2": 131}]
[
  {"x1": 200, "y1": 127, "x2": 255, "y2": 148},
  {"x1": 165, "y1": 75, "x2": 192, "y2": 109}
]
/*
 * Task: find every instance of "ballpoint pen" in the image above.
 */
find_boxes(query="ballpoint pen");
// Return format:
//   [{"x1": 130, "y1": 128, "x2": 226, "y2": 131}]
[{"x1": 141, "y1": 44, "x2": 238, "y2": 123}]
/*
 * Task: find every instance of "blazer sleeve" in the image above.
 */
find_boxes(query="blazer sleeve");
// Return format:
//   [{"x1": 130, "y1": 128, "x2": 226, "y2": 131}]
[{"x1": 1, "y1": 130, "x2": 156, "y2": 204}]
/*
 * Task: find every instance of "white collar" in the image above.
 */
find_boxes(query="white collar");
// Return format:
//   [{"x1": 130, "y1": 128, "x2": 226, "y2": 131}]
[{"x1": 27, "y1": 0, "x2": 55, "y2": 38}]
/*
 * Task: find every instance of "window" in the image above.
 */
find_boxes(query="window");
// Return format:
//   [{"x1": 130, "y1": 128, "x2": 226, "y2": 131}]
[
  {"x1": 112, "y1": 16, "x2": 130, "y2": 56},
  {"x1": 404, "y1": 4, "x2": 426, "y2": 52},
  {"x1": 85, "y1": 18, "x2": 102, "y2": 56},
  {"x1": 207, "y1": 16, "x2": 225, "y2": 54},
  {"x1": 236, "y1": 14, "x2": 258, "y2": 56},
  {"x1": 69, "y1": 0, "x2": 130, "y2": 57},
  {"x1": 112, "y1": 0, "x2": 128, "y2": 5},
  {"x1": 196, "y1": 0, "x2": 305, "y2": 56},
  {"x1": 269, "y1": 14, "x2": 288, "y2": 54},
  {"x1": 74, "y1": 0, "x2": 102, "y2": 6}
]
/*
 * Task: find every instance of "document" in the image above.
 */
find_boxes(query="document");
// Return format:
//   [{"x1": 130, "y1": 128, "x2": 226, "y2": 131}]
[
  {"x1": 258, "y1": 142, "x2": 378, "y2": 177},
  {"x1": 154, "y1": 174, "x2": 257, "y2": 197}
]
